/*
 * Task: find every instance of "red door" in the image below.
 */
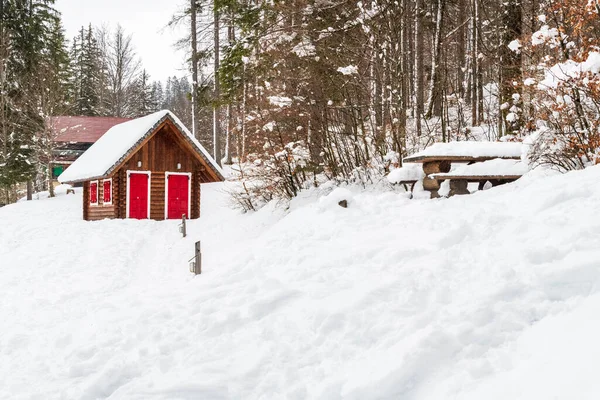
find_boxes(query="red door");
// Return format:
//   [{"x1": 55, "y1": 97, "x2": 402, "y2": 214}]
[
  {"x1": 129, "y1": 173, "x2": 149, "y2": 219},
  {"x1": 167, "y1": 174, "x2": 189, "y2": 219}
]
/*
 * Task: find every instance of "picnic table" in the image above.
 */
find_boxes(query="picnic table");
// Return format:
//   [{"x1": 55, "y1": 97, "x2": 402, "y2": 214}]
[{"x1": 403, "y1": 141, "x2": 524, "y2": 197}]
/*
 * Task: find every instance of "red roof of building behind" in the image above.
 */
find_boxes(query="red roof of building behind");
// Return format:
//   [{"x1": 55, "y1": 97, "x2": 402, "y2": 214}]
[{"x1": 51, "y1": 116, "x2": 132, "y2": 143}]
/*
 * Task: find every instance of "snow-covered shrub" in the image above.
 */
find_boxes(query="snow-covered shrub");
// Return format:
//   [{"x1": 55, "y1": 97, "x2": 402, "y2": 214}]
[
  {"x1": 228, "y1": 141, "x2": 319, "y2": 211},
  {"x1": 520, "y1": 0, "x2": 600, "y2": 170}
]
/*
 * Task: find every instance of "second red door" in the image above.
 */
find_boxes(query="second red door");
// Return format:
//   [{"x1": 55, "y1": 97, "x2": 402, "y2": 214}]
[{"x1": 167, "y1": 174, "x2": 189, "y2": 219}]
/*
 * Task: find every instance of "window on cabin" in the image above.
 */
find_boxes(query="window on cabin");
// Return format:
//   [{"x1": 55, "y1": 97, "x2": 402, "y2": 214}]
[
  {"x1": 90, "y1": 181, "x2": 98, "y2": 205},
  {"x1": 103, "y1": 179, "x2": 112, "y2": 205}
]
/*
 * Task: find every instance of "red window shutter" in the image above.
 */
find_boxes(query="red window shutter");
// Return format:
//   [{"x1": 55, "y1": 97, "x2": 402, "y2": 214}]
[
  {"x1": 103, "y1": 180, "x2": 112, "y2": 203},
  {"x1": 90, "y1": 182, "x2": 98, "y2": 204}
]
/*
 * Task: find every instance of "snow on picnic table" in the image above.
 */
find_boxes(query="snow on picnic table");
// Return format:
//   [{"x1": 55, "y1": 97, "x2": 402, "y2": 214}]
[
  {"x1": 404, "y1": 141, "x2": 523, "y2": 161},
  {"x1": 3, "y1": 169, "x2": 600, "y2": 399},
  {"x1": 387, "y1": 164, "x2": 425, "y2": 183}
]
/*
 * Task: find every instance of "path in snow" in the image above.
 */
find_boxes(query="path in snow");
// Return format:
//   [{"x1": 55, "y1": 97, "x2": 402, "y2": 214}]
[{"x1": 2, "y1": 171, "x2": 600, "y2": 399}]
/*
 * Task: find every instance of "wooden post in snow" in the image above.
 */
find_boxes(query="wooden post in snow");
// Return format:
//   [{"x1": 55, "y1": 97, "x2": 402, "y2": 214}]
[
  {"x1": 180, "y1": 214, "x2": 187, "y2": 238},
  {"x1": 194, "y1": 241, "x2": 201, "y2": 275}
]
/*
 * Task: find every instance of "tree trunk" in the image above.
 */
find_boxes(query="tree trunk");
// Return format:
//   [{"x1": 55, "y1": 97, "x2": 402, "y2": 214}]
[
  {"x1": 48, "y1": 163, "x2": 55, "y2": 198},
  {"x1": 26, "y1": 180, "x2": 32, "y2": 200},
  {"x1": 500, "y1": 0, "x2": 522, "y2": 135},
  {"x1": 240, "y1": 68, "x2": 247, "y2": 163},
  {"x1": 190, "y1": 0, "x2": 199, "y2": 138},
  {"x1": 223, "y1": 20, "x2": 234, "y2": 165},
  {"x1": 213, "y1": 7, "x2": 222, "y2": 165},
  {"x1": 457, "y1": 0, "x2": 467, "y2": 100},
  {"x1": 0, "y1": 4, "x2": 7, "y2": 202},
  {"x1": 414, "y1": 0, "x2": 423, "y2": 136},
  {"x1": 225, "y1": 103, "x2": 233, "y2": 164},
  {"x1": 425, "y1": 0, "x2": 445, "y2": 118},
  {"x1": 471, "y1": 0, "x2": 478, "y2": 126},
  {"x1": 497, "y1": 60, "x2": 503, "y2": 138}
]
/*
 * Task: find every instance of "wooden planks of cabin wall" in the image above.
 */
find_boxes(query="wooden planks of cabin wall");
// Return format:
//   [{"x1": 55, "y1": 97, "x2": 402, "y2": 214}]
[
  {"x1": 112, "y1": 172, "x2": 121, "y2": 218},
  {"x1": 150, "y1": 174, "x2": 165, "y2": 220},
  {"x1": 83, "y1": 182, "x2": 89, "y2": 220},
  {"x1": 117, "y1": 169, "x2": 127, "y2": 218},
  {"x1": 191, "y1": 170, "x2": 201, "y2": 219}
]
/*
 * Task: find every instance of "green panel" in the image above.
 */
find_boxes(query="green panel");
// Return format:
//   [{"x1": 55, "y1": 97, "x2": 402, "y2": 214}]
[{"x1": 52, "y1": 165, "x2": 64, "y2": 178}]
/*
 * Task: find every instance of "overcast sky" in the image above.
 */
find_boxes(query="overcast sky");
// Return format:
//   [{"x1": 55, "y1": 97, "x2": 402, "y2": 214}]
[{"x1": 55, "y1": 0, "x2": 189, "y2": 83}]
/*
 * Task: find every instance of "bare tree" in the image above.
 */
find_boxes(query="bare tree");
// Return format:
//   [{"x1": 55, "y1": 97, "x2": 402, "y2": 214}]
[{"x1": 104, "y1": 25, "x2": 141, "y2": 117}]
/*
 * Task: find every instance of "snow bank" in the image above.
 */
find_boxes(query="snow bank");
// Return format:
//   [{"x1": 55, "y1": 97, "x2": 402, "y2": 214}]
[
  {"x1": 3, "y1": 168, "x2": 600, "y2": 399},
  {"x1": 405, "y1": 141, "x2": 522, "y2": 161},
  {"x1": 318, "y1": 187, "x2": 354, "y2": 209},
  {"x1": 18, "y1": 184, "x2": 73, "y2": 202}
]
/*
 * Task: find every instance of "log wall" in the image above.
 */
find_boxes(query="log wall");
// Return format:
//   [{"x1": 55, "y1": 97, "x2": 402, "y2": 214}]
[
  {"x1": 83, "y1": 179, "x2": 116, "y2": 221},
  {"x1": 150, "y1": 173, "x2": 166, "y2": 220}
]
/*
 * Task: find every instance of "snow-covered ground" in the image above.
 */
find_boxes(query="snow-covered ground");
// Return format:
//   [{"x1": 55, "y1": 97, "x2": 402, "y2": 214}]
[{"x1": 2, "y1": 168, "x2": 600, "y2": 399}]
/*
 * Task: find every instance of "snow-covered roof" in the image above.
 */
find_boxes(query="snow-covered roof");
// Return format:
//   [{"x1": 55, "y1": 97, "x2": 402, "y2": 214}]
[
  {"x1": 58, "y1": 110, "x2": 224, "y2": 183},
  {"x1": 430, "y1": 159, "x2": 528, "y2": 179},
  {"x1": 404, "y1": 141, "x2": 523, "y2": 163},
  {"x1": 51, "y1": 116, "x2": 132, "y2": 143}
]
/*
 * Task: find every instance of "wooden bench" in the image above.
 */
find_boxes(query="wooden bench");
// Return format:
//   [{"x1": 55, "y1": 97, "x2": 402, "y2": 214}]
[
  {"x1": 403, "y1": 142, "x2": 524, "y2": 198},
  {"x1": 429, "y1": 173, "x2": 522, "y2": 196}
]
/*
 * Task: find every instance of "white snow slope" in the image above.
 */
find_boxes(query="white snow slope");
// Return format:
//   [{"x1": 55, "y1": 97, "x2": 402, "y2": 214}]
[{"x1": 2, "y1": 167, "x2": 600, "y2": 399}]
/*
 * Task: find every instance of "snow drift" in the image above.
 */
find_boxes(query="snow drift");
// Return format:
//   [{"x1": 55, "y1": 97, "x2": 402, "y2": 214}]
[{"x1": 2, "y1": 167, "x2": 600, "y2": 399}]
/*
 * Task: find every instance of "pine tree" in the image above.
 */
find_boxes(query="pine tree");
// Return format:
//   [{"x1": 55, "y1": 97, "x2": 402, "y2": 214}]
[
  {"x1": 130, "y1": 69, "x2": 151, "y2": 117},
  {"x1": 37, "y1": 13, "x2": 72, "y2": 196},
  {"x1": 70, "y1": 25, "x2": 102, "y2": 116},
  {"x1": 0, "y1": 0, "x2": 66, "y2": 201},
  {"x1": 149, "y1": 81, "x2": 164, "y2": 112}
]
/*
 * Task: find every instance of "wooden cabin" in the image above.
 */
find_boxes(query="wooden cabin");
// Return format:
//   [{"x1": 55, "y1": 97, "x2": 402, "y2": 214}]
[{"x1": 58, "y1": 110, "x2": 224, "y2": 221}]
